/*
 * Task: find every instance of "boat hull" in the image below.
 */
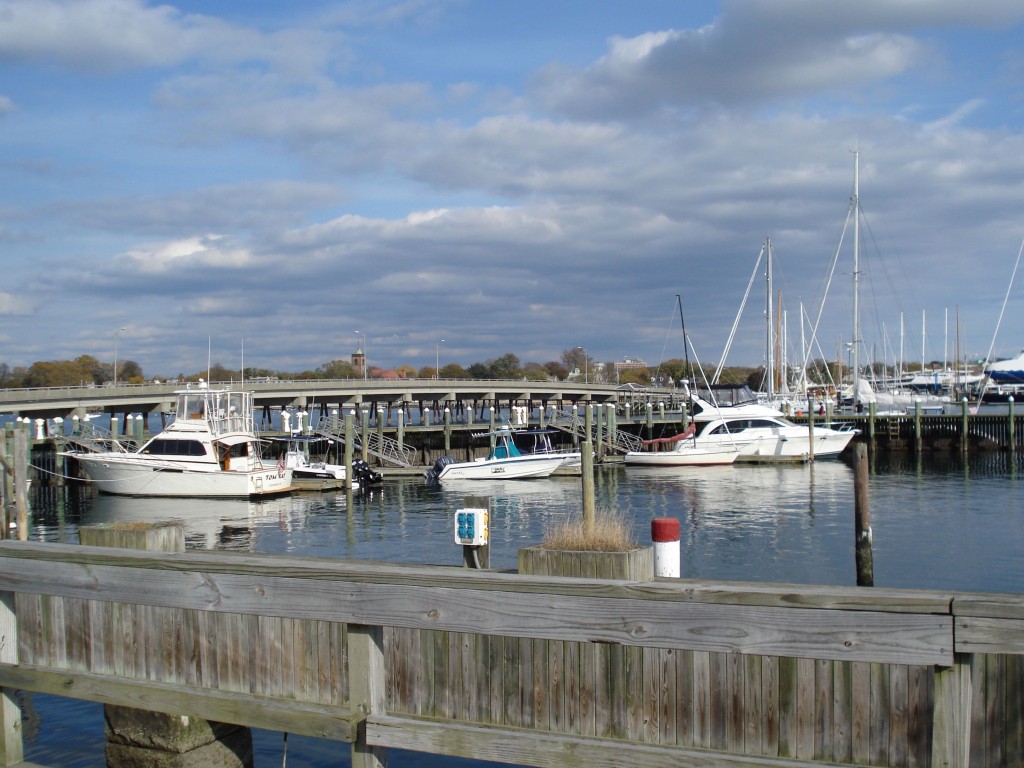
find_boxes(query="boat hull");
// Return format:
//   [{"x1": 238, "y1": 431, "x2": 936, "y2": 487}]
[
  {"x1": 624, "y1": 446, "x2": 739, "y2": 466},
  {"x1": 437, "y1": 455, "x2": 566, "y2": 480},
  {"x1": 71, "y1": 455, "x2": 293, "y2": 498}
]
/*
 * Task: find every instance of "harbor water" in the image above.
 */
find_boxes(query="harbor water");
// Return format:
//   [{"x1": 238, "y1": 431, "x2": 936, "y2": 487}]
[{"x1": 19, "y1": 452, "x2": 1024, "y2": 766}]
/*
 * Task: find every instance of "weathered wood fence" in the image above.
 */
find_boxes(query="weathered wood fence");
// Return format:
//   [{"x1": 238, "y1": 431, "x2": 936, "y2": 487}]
[{"x1": 0, "y1": 539, "x2": 1020, "y2": 767}]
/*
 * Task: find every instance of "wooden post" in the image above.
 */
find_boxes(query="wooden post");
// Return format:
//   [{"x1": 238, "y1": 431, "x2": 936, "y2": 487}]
[
  {"x1": 349, "y1": 625, "x2": 387, "y2": 768},
  {"x1": 361, "y1": 409, "x2": 370, "y2": 462},
  {"x1": 80, "y1": 522, "x2": 254, "y2": 768},
  {"x1": 807, "y1": 402, "x2": 815, "y2": 462},
  {"x1": 853, "y1": 442, "x2": 874, "y2": 587},
  {"x1": 443, "y1": 407, "x2": 451, "y2": 453},
  {"x1": 345, "y1": 410, "x2": 355, "y2": 490},
  {"x1": 12, "y1": 429, "x2": 27, "y2": 543},
  {"x1": 1008, "y1": 397, "x2": 1015, "y2": 453},
  {"x1": 960, "y1": 397, "x2": 969, "y2": 454},
  {"x1": 914, "y1": 399, "x2": 923, "y2": 455},
  {"x1": 0, "y1": 590, "x2": 23, "y2": 766},
  {"x1": 932, "y1": 654, "x2": 973, "y2": 768},
  {"x1": 462, "y1": 495, "x2": 490, "y2": 569},
  {"x1": 582, "y1": 406, "x2": 595, "y2": 534},
  {"x1": 396, "y1": 409, "x2": 405, "y2": 453}
]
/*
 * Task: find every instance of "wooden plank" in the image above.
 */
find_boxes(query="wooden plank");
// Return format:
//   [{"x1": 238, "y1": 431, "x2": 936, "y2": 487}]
[
  {"x1": 889, "y1": 664, "x2": 909, "y2": 768},
  {"x1": 0, "y1": 663, "x2": 362, "y2": 742},
  {"x1": 955, "y1": 616, "x2": 1024, "y2": 654},
  {"x1": 0, "y1": 540, "x2": 956, "y2": 614},
  {"x1": 831, "y1": 661, "x2": 852, "y2": 764},
  {"x1": 0, "y1": 558, "x2": 953, "y2": 665},
  {"x1": 366, "y1": 713, "x2": 860, "y2": 768}
]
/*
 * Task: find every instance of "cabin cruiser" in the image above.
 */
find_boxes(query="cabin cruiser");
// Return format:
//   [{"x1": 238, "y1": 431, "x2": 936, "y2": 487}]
[
  {"x1": 681, "y1": 386, "x2": 858, "y2": 462},
  {"x1": 63, "y1": 383, "x2": 292, "y2": 497}
]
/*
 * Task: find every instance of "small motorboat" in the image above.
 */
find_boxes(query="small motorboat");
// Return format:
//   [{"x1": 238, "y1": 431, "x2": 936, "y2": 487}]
[{"x1": 425, "y1": 426, "x2": 567, "y2": 481}]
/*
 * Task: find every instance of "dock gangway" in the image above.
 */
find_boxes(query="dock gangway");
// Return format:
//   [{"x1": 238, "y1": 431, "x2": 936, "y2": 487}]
[
  {"x1": 311, "y1": 422, "x2": 416, "y2": 468},
  {"x1": 546, "y1": 408, "x2": 644, "y2": 454}
]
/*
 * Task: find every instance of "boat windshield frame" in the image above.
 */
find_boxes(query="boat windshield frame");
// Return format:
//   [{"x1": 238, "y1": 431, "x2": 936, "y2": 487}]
[{"x1": 174, "y1": 387, "x2": 254, "y2": 437}]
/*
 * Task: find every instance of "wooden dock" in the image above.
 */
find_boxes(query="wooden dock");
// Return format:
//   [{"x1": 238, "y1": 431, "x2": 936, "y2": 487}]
[{"x1": 0, "y1": 536, "x2": 1020, "y2": 767}]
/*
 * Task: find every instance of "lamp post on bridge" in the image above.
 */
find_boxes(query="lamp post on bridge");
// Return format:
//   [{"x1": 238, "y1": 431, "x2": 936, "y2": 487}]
[
  {"x1": 435, "y1": 339, "x2": 445, "y2": 379},
  {"x1": 576, "y1": 346, "x2": 588, "y2": 384}
]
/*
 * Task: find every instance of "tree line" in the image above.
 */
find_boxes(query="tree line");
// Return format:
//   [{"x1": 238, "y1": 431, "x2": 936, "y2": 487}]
[{"x1": 0, "y1": 348, "x2": 868, "y2": 392}]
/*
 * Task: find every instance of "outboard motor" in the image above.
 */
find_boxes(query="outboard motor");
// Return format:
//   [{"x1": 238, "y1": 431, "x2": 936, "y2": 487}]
[
  {"x1": 352, "y1": 458, "x2": 383, "y2": 489},
  {"x1": 425, "y1": 455, "x2": 456, "y2": 483}
]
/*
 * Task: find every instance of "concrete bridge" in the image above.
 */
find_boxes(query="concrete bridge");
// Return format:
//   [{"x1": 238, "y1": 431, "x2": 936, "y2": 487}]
[{"x1": 0, "y1": 379, "x2": 676, "y2": 420}]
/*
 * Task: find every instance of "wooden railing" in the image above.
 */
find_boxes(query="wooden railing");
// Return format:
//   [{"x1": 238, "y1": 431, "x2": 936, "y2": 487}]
[{"x1": 0, "y1": 540, "x2": 1020, "y2": 767}]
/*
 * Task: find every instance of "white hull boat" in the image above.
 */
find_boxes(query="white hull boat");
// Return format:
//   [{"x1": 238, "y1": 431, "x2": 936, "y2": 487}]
[
  {"x1": 624, "y1": 425, "x2": 741, "y2": 466},
  {"x1": 687, "y1": 390, "x2": 858, "y2": 462},
  {"x1": 426, "y1": 426, "x2": 569, "y2": 481},
  {"x1": 64, "y1": 383, "x2": 292, "y2": 498}
]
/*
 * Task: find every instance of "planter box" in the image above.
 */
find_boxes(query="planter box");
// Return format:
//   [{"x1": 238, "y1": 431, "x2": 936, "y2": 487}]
[{"x1": 518, "y1": 545, "x2": 653, "y2": 581}]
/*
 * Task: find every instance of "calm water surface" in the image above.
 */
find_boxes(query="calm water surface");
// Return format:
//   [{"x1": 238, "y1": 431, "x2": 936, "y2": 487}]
[{"x1": 21, "y1": 453, "x2": 1024, "y2": 765}]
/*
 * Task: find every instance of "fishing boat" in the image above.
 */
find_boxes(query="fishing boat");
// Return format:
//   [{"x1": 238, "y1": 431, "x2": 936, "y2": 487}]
[
  {"x1": 425, "y1": 426, "x2": 568, "y2": 481},
  {"x1": 515, "y1": 427, "x2": 584, "y2": 475},
  {"x1": 623, "y1": 423, "x2": 742, "y2": 466},
  {"x1": 63, "y1": 382, "x2": 292, "y2": 497}
]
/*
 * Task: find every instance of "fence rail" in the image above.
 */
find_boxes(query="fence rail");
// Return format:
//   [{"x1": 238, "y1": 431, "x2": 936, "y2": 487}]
[{"x1": 0, "y1": 540, "x2": 1020, "y2": 767}]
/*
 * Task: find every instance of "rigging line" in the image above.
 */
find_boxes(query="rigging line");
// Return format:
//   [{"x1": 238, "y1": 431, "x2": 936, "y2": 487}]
[
  {"x1": 981, "y1": 236, "x2": 1024, "y2": 378},
  {"x1": 713, "y1": 242, "x2": 765, "y2": 385},
  {"x1": 802, "y1": 201, "x2": 853, "y2": 374},
  {"x1": 652, "y1": 298, "x2": 682, "y2": 385}
]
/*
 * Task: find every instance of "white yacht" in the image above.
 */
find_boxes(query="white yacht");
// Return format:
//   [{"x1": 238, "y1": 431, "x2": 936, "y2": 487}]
[{"x1": 64, "y1": 383, "x2": 292, "y2": 497}]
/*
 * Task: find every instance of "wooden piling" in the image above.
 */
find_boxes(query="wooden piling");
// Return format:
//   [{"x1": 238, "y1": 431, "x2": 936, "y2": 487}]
[
  {"x1": 854, "y1": 442, "x2": 874, "y2": 587},
  {"x1": 582, "y1": 406, "x2": 595, "y2": 534}
]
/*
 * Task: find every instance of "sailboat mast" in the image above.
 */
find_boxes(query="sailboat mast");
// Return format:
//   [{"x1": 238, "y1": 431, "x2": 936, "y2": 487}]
[
  {"x1": 852, "y1": 151, "x2": 861, "y2": 406},
  {"x1": 766, "y1": 237, "x2": 774, "y2": 401}
]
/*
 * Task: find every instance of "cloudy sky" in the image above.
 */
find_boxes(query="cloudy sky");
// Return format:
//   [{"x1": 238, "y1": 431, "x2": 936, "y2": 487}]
[{"x1": 2, "y1": 0, "x2": 1024, "y2": 379}]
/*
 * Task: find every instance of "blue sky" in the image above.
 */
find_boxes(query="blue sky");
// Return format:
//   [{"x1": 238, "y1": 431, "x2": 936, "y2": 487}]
[{"x1": 2, "y1": 0, "x2": 1024, "y2": 379}]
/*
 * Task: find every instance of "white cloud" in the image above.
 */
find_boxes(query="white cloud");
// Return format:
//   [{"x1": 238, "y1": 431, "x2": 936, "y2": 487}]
[
  {"x1": 0, "y1": 291, "x2": 34, "y2": 315},
  {"x1": 122, "y1": 235, "x2": 252, "y2": 274}
]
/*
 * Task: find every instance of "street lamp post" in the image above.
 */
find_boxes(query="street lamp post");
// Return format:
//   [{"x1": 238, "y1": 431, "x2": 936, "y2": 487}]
[
  {"x1": 577, "y1": 346, "x2": 588, "y2": 384},
  {"x1": 113, "y1": 327, "x2": 126, "y2": 386},
  {"x1": 435, "y1": 339, "x2": 444, "y2": 379}
]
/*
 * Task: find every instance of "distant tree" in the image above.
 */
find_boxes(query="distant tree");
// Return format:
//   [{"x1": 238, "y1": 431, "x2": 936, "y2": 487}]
[
  {"x1": 119, "y1": 360, "x2": 144, "y2": 382},
  {"x1": 395, "y1": 364, "x2": 417, "y2": 378},
  {"x1": 467, "y1": 362, "x2": 491, "y2": 379},
  {"x1": 561, "y1": 348, "x2": 591, "y2": 379},
  {"x1": 618, "y1": 367, "x2": 651, "y2": 386},
  {"x1": 440, "y1": 363, "x2": 468, "y2": 379},
  {"x1": 522, "y1": 362, "x2": 550, "y2": 381},
  {"x1": 206, "y1": 364, "x2": 239, "y2": 383},
  {"x1": 544, "y1": 361, "x2": 568, "y2": 380},
  {"x1": 489, "y1": 353, "x2": 522, "y2": 379},
  {"x1": 23, "y1": 359, "x2": 93, "y2": 387},
  {"x1": 418, "y1": 365, "x2": 438, "y2": 379},
  {"x1": 317, "y1": 359, "x2": 358, "y2": 379}
]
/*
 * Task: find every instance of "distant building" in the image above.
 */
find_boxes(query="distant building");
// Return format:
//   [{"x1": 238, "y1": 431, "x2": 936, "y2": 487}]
[
  {"x1": 613, "y1": 357, "x2": 648, "y2": 381},
  {"x1": 351, "y1": 344, "x2": 366, "y2": 378}
]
